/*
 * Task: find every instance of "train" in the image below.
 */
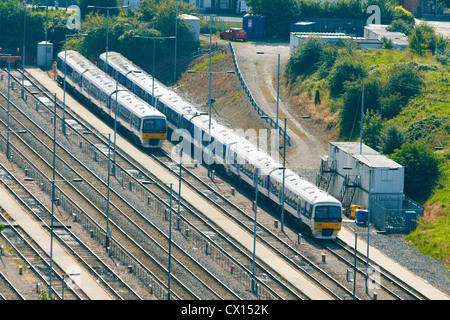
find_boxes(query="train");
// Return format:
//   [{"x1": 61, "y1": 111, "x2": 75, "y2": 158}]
[
  {"x1": 56, "y1": 50, "x2": 167, "y2": 148},
  {"x1": 0, "y1": 55, "x2": 21, "y2": 68},
  {"x1": 100, "y1": 51, "x2": 343, "y2": 239}
]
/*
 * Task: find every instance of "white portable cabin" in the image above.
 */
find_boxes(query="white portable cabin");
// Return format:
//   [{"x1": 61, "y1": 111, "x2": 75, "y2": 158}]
[
  {"x1": 326, "y1": 142, "x2": 404, "y2": 212},
  {"x1": 37, "y1": 41, "x2": 53, "y2": 68},
  {"x1": 179, "y1": 14, "x2": 200, "y2": 42}
]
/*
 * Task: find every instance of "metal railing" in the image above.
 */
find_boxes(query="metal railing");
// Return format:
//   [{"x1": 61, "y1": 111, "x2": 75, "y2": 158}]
[
  {"x1": 229, "y1": 42, "x2": 291, "y2": 146},
  {"x1": 370, "y1": 194, "x2": 424, "y2": 233}
]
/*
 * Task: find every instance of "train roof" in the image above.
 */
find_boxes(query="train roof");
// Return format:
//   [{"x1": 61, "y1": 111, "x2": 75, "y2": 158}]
[
  {"x1": 100, "y1": 51, "x2": 341, "y2": 206},
  {"x1": 271, "y1": 167, "x2": 339, "y2": 205},
  {"x1": 104, "y1": 52, "x2": 204, "y2": 115},
  {"x1": 104, "y1": 52, "x2": 201, "y2": 117},
  {"x1": 59, "y1": 51, "x2": 165, "y2": 119}
]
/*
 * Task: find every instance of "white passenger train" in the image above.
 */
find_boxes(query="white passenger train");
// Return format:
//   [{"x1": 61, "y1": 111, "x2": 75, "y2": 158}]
[
  {"x1": 100, "y1": 51, "x2": 342, "y2": 238},
  {"x1": 56, "y1": 50, "x2": 167, "y2": 148}
]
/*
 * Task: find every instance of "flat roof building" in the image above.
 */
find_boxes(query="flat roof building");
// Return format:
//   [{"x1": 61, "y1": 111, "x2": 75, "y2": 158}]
[{"x1": 318, "y1": 142, "x2": 422, "y2": 233}]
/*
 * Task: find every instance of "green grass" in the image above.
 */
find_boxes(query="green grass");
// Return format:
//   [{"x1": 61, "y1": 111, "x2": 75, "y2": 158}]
[
  {"x1": 286, "y1": 47, "x2": 450, "y2": 266},
  {"x1": 192, "y1": 54, "x2": 228, "y2": 71},
  {"x1": 405, "y1": 214, "x2": 450, "y2": 264}
]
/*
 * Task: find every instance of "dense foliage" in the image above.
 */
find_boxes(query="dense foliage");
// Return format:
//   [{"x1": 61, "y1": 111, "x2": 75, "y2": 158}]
[
  {"x1": 284, "y1": 16, "x2": 449, "y2": 263},
  {"x1": 0, "y1": 0, "x2": 200, "y2": 77},
  {"x1": 247, "y1": 0, "x2": 397, "y2": 38},
  {"x1": 392, "y1": 142, "x2": 442, "y2": 202}
]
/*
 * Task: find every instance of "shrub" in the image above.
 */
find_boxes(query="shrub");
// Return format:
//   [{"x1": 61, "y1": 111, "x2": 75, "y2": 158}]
[
  {"x1": 392, "y1": 5, "x2": 415, "y2": 26},
  {"x1": 391, "y1": 141, "x2": 442, "y2": 202},
  {"x1": 286, "y1": 36, "x2": 324, "y2": 79},
  {"x1": 379, "y1": 92, "x2": 404, "y2": 118},
  {"x1": 328, "y1": 56, "x2": 365, "y2": 97},
  {"x1": 382, "y1": 125, "x2": 405, "y2": 155},
  {"x1": 384, "y1": 62, "x2": 424, "y2": 104},
  {"x1": 338, "y1": 77, "x2": 379, "y2": 139},
  {"x1": 405, "y1": 115, "x2": 450, "y2": 144},
  {"x1": 409, "y1": 22, "x2": 439, "y2": 55},
  {"x1": 362, "y1": 110, "x2": 383, "y2": 151},
  {"x1": 387, "y1": 19, "x2": 414, "y2": 36}
]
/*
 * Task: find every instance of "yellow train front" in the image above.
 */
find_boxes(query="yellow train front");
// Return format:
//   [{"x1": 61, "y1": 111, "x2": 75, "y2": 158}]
[
  {"x1": 141, "y1": 117, "x2": 167, "y2": 148},
  {"x1": 56, "y1": 50, "x2": 167, "y2": 149}
]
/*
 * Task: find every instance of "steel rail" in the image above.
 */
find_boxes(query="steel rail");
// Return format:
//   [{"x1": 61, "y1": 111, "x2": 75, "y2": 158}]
[
  {"x1": 0, "y1": 83, "x2": 238, "y2": 298},
  {"x1": 0, "y1": 98, "x2": 196, "y2": 300},
  {"x1": 0, "y1": 163, "x2": 137, "y2": 300},
  {"x1": 14, "y1": 69, "x2": 292, "y2": 300}
]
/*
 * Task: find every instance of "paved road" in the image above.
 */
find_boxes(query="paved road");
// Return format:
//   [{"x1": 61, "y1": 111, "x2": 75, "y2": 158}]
[{"x1": 416, "y1": 19, "x2": 450, "y2": 38}]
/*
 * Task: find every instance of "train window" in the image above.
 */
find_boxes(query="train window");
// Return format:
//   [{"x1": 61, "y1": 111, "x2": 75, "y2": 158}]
[
  {"x1": 314, "y1": 206, "x2": 342, "y2": 222},
  {"x1": 132, "y1": 115, "x2": 140, "y2": 130},
  {"x1": 119, "y1": 105, "x2": 130, "y2": 122},
  {"x1": 142, "y1": 118, "x2": 166, "y2": 133}
]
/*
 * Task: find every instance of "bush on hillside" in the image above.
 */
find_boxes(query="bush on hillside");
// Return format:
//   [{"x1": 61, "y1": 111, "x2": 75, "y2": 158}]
[
  {"x1": 383, "y1": 62, "x2": 424, "y2": 104},
  {"x1": 362, "y1": 110, "x2": 383, "y2": 151},
  {"x1": 338, "y1": 77, "x2": 379, "y2": 139},
  {"x1": 382, "y1": 125, "x2": 405, "y2": 155},
  {"x1": 391, "y1": 141, "x2": 442, "y2": 202},
  {"x1": 387, "y1": 19, "x2": 414, "y2": 36},
  {"x1": 409, "y1": 22, "x2": 441, "y2": 55},
  {"x1": 286, "y1": 36, "x2": 324, "y2": 79},
  {"x1": 328, "y1": 56, "x2": 366, "y2": 97}
]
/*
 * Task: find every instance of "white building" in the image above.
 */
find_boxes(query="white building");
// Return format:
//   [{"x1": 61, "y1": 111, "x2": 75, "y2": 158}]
[
  {"x1": 364, "y1": 24, "x2": 409, "y2": 49},
  {"x1": 180, "y1": 14, "x2": 200, "y2": 41},
  {"x1": 321, "y1": 142, "x2": 404, "y2": 217}
]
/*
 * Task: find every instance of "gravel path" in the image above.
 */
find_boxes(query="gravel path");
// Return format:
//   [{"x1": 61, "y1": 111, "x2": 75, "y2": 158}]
[
  {"x1": 230, "y1": 38, "x2": 449, "y2": 298},
  {"x1": 344, "y1": 221, "x2": 450, "y2": 297}
]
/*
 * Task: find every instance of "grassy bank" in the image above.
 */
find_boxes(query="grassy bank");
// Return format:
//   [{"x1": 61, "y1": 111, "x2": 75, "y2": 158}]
[{"x1": 284, "y1": 43, "x2": 449, "y2": 266}]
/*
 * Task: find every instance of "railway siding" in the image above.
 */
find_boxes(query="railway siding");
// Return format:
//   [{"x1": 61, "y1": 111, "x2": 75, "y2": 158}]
[{"x1": 23, "y1": 67, "x2": 332, "y2": 300}]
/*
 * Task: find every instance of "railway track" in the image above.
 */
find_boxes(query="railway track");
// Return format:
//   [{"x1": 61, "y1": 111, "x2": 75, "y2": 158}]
[
  {"x1": 322, "y1": 238, "x2": 428, "y2": 300},
  {"x1": 0, "y1": 271, "x2": 24, "y2": 300},
  {"x1": 0, "y1": 68, "x2": 429, "y2": 300},
  {"x1": 0, "y1": 164, "x2": 139, "y2": 300},
  {"x1": 20, "y1": 68, "x2": 312, "y2": 300},
  {"x1": 0, "y1": 69, "x2": 248, "y2": 300}
]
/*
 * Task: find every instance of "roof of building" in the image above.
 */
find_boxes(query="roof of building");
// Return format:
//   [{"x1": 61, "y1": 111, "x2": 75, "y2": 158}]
[{"x1": 329, "y1": 142, "x2": 403, "y2": 169}]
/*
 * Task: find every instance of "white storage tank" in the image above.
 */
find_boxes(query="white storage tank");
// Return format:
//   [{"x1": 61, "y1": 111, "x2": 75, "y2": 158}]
[
  {"x1": 37, "y1": 41, "x2": 53, "y2": 68},
  {"x1": 179, "y1": 14, "x2": 200, "y2": 42}
]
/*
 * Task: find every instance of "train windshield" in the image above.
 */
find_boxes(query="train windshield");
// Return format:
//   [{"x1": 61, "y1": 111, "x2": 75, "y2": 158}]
[
  {"x1": 314, "y1": 206, "x2": 342, "y2": 222},
  {"x1": 142, "y1": 118, "x2": 166, "y2": 133}
]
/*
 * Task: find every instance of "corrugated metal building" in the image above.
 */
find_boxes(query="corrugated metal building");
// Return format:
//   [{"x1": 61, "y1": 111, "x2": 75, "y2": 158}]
[
  {"x1": 326, "y1": 142, "x2": 404, "y2": 209},
  {"x1": 318, "y1": 142, "x2": 422, "y2": 233}
]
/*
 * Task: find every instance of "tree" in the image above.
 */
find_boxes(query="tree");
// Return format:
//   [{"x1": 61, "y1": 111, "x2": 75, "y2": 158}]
[
  {"x1": 382, "y1": 125, "x2": 405, "y2": 155},
  {"x1": 77, "y1": 0, "x2": 119, "y2": 18},
  {"x1": 391, "y1": 142, "x2": 441, "y2": 202},
  {"x1": 286, "y1": 36, "x2": 324, "y2": 79},
  {"x1": 314, "y1": 89, "x2": 321, "y2": 105},
  {"x1": 387, "y1": 19, "x2": 414, "y2": 36},
  {"x1": 392, "y1": 5, "x2": 415, "y2": 26},
  {"x1": 328, "y1": 56, "x2": 366, "y2": 97},
  {"x1": 384, "y1": 62, "x2": 424, "y2": 104},
  {"x1": 139, "y1": 0, "x2": 163, "y2": 22},
  {"x1": 362, "y1": 110, "x2": 383, "y2": 151},
  {"x1": 409, "y1": 22, "x2": 440, "y2": 55},
  {"x1": 338, "y1": 77, "x2": 379, "y2": 139}
]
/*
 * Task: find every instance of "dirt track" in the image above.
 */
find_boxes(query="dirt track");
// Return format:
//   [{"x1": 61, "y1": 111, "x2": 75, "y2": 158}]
[{"x1": 231, "y1": 41, "x2": 327, "y2": 170}]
